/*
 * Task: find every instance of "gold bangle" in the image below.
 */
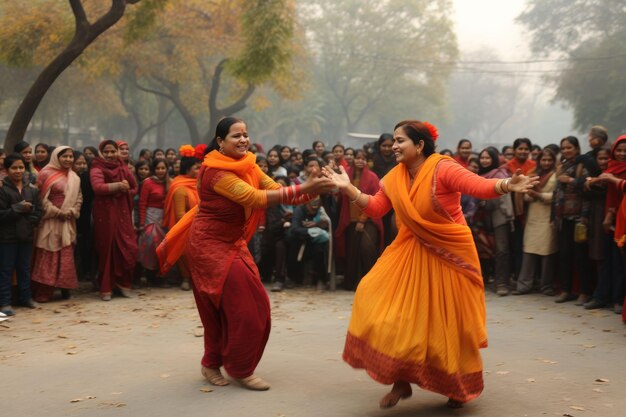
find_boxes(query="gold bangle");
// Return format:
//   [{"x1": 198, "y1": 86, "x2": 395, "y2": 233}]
[
  {"x1": 502, "y1": 178, "x2": 511, "y2": 193},
  {"x1": 495, "y1": 179, "x2": 504, "y2": 195},
  {"x1": 350, "y1": 188, "x2": 362, "y2": 204}
]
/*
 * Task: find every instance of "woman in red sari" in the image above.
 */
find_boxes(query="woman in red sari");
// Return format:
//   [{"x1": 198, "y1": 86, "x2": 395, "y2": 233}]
[
  {"x1": 324, "y1": 120, "x2": 537, "y2": 410},
  {"x1": 157, "y1": 117, "x2": 333, "y2": 391},
  {"x1": 31, "y1": 146, "x2": 82, "y2": 302},
  {"x1": 90, "y1": 140, "x2": 138, "y2": 301}
]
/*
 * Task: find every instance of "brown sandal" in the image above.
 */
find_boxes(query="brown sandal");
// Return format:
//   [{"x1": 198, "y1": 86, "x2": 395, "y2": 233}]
[
  {"x1": 235, "y1": 375, "x2": 270, "y2": 391},
  {"x1": 201, "y1": 367, "x2": 229, "y2": 386}
]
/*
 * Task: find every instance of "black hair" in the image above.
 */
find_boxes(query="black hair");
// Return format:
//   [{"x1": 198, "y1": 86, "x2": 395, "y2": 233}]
[
  {"x1": 513, "y1": 138, "x2": 532, "y2": 150},
  {"x1": 332, "y1": 143, "x2": 345, "y2": 152},
  {"x1": 134, "y1": 159, "x2": 149, "y2": 172},
  {"x1": 545, "y1": 144, "x2": 560, "y2": 155},
  {"x1": 478, "y1": 147, "x2": 500, "y2": 175},
  {"x1": 208, "y1": 117, "x2": 245, "y2": 153},
  {"x1": 301, "y1": 149, "x2": 315, "y2": 160},
  {"x1": 377, "y1": 133, "x2": 393, "y2": 150},
  {"x1": 179, "y1": 156, "x2": 199, "y2": 175},
  {"x1": 560, "y1": 136, "x2": 580, "y2": 150},
  {"x1": 13, "y1": 141, "x2": 30, "y2": 154},
  {"x1": 83, "y1": 146, "x2": 98, "y2": 159},
  {"x1": 344, "y1": 147, "x2": 355, "y2": 155},
  {"x1": 273, "y1": 175, "x2": 291, "y2": 186},
  {"x1": 457, "y1": 139, "x2": 472, "y2": 149},
  {"x1": 3, "y1": 152, "x2": 26, "y2": 170},
  {"x1": 150, "y1": 157, "x2": 168, "y2": 175},
  {"x1": 152, "y1": 148, "x2": 165, "y2": 157},
  {"x1": 439, "y1": 149, "x2": 453, "y2": 156},
  {"x1": 534, "y1": 148, "x2": 557, "y2": 177},
  {"x1": 394, "y1": 120, "x2": 436, "y2": 157},
  {"x1": 165, "y1": 148, "x2": 177, "y2": 155},
  {"x1": 501, "y1": 145, "x2": 513, "y2": 154}
]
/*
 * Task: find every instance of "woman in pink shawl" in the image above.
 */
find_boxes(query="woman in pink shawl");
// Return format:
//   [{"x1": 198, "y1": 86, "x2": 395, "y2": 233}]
[
  {"x1": 90, "y1": 140, "x2": 138, "y2": 301},
  {"x1": 32, "y1": 146, "x2": 83, "y2": 302}
]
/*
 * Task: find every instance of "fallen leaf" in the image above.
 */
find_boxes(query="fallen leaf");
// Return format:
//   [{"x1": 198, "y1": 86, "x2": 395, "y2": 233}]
[
  {"x1": 70, "y1": 398, "x2": 82, "y2": 403},
  {"x1": 199, "y1": 388, "x2": 213, "y2": 393},
  {"x1": 582, "y1": 344, "x2": 596, "y2": 348},
  {"x1": 527, "y1": 378, "x2": 536, "y2": 383},
  {"x1": 525, "y1": 316, "x2": 534, "y2": 319},
  {"x1": 57, "y1": 335, "x2": 68, "y2": 339},
  {"x1": 495, "y1": 371, "x2": 509, "y2": 375},
  {"x1": 194, "y1": 329, "x2": 203, "y2": 337},
  {"x1": 592, "y1": 388, "x2": 603, "y2": 393},
  {"x1": 67, "y1": 351, "x2": 78, "y2": 355},
  {"x1": 595, "y1": 378, "x2": 609, "y2": 383},
  {"x1": 569, "y1": 405, "x2": 585, "y2": 411},
  {"x1": 86, "y1": 395, "x2": 96, "y2": 399},
  {"x1": 160, "y1": 373, "x2": 170, "y2": 378}
]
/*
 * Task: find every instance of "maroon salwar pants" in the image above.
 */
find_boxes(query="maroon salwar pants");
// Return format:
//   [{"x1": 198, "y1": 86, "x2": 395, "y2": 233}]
[{"x1": 192, "y1": 256, "x2": 271, "y2": 379}]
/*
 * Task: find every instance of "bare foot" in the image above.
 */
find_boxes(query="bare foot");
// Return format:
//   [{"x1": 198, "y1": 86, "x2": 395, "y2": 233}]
[
  {"x1": 379, "y1": 381, "x2": 412, "y2": 409},
  {"x1": 446, "y1": 398, "x2": 463, "y2": 408},
  {"x1": 201, "y1": 366, "x2": 229, "y2": 386}
]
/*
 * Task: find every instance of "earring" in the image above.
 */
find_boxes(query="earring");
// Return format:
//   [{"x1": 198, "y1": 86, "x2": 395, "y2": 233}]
[{"x1": 219, "y1": 146, "x2": 225, "y2": 155}]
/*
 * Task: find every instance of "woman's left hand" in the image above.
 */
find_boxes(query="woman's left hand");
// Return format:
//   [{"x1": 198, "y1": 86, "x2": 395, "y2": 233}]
[{"x1": 508, "y1": 169, "x2": 539, "y2": 193}]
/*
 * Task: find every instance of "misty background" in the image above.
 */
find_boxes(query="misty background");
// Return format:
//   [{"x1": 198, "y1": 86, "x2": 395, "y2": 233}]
[{"x1": 1, "y1": 0, "x2": 624, "y2": 155}]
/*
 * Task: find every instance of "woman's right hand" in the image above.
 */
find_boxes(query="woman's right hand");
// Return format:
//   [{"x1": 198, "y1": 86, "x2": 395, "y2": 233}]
[
  {"x1": 322, "y1": 165, "x2": 351, "y2": 189},
  {"x1": 301, "y1": 174, "x2": 335, "y2": 195},
  {"x1": 118, "y1": 180, "x2": 130, "y2": 192}
]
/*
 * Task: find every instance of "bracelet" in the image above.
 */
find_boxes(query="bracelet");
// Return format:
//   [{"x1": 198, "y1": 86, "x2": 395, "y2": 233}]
[
  {"x1": 502, "y1": 178, "x2": 511, "y2": 193},
  {"x1": 280, "y1": 184, "x2": 301, "y2": 204},
  {"x1": 350, "y1": 188, "x2": 362, "y2": 204},
  {"x1": 495, "y1": 179, "x2": 504, "y2": 195}
]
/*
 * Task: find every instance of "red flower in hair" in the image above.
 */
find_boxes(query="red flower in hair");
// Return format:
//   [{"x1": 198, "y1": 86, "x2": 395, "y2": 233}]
[
  {"x1": 423, "y1": 121, "x2": 439, "y2": 141},
  {"x1": 194, "y1": 144, "x2": 208, "y2": 160}
]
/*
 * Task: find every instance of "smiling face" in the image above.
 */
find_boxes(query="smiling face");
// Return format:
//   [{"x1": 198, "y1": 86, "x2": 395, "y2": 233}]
[
  {"x1": 35, "y1": 145, "x2": 48, "y2": 163},
  {"x1": 514, "y1": 143, "x2": 530, "y2": 162},
  {"x1": 479, "y1": 151, "x2": 493, "y2": 168},
  {"x1": 392, "y1": 126, "x2": 420, "y2": 166},
  {"x1": 314, "y1": 141, "x2": 325, "y2": 156},
  {"x1": 379, "y1": 139, "x2": 394, "y2": 158},
  {"x1": 281, "y1": 147, "x2": 291, "y2": 161},
  {"x1": 267, "y1": 150, "x2": 280, "y2": 167},
  {"x1": 218, "y1": 122, "x2": 249, "y2": 159},
  {"x1": 19, "y1": 146, "x2": 33, "y2": 163},
  {"x1": 166, "y1": 150, "x2": 177, "y2": 164},
  {"x1": 458, "y1": 141, "x2": 472, "y2": 160},
  {"x1": 333, "y1": 146, "x2": 344, "y2": 162},
  {"x1": 7, "y1": 159, "x2": 25, "y2": 184},
  {"x1": 560, "y1": 139, "x2": 579, "y2": 161},
  {"x1": 154, "y1": 161, "x2": 168, "y2": 180},
  {"x1": 101, "y1": 144, "x2": 118, "y2": 162},
  {"x1": 344, "y1": 149, "x2": 355, "y2": 166},
  {"x1": 73, "y1": 155, "x2": 87, "y2": 174},
  {"x1": 596, "y1": 150, "x2": 610, "y2": 171},
  {"x1": 613, "y1": 142, "x2": 626, "y2": 163},
  {"x1": 58, "y1": 149, "x2": 74, "y2": 170},
  {"x1": 539, "y1": 152, "x2": 555, "y2": 171},
  {"x1": 137, "y1": 164, "x2": 150, "y2": 180},
  {"x1": 118, "y1": 144, "x2": 130, "y2": 160}
]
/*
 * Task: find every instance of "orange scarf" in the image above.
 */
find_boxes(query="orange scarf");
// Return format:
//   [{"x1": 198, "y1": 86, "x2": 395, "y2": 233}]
[
  {"x1": 157, "y1": 150, "x2": 262, "y2": 273},
  {"x1": 386, "y1": 154, "x2": 483, "y2": 286},
  {"x1": 162, "y1": 175, "x2": 199, "y2": 229}
]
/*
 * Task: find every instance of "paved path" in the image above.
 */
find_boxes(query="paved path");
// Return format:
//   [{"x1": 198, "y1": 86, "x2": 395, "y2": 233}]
[{"x1": 2, "y1": 287, "x2": 624, "y2": 417}]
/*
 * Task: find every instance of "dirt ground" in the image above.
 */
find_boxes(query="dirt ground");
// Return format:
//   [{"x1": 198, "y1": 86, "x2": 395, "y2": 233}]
[{"x1": 2, "y1": 285, "x2": 625, "y2": 417}]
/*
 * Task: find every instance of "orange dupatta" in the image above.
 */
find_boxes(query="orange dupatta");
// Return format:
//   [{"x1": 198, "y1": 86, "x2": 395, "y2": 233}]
[
  {"x1": 162, "y1": 175, "x2": 199, "y2": 229},
  {"x1": 388, "y1": 154, "x2": 483, "y2": 286},
  {"x1": 156, "y1": 150, "x2": 263, "y2": 273}
]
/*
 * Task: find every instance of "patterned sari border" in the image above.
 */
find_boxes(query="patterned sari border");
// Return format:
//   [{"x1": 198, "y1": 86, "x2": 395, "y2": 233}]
[{"x1": 343, "y1": 333, "x2": 484, "y2": 403}]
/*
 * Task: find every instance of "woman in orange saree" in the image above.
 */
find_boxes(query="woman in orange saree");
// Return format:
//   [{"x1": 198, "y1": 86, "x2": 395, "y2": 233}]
[
  {"x1": 324, "y1": 120, "x2": 537, "y2": 409},
  {"x1": 157, "y1": 117, "x2": 334, "y2": 391},
  {"x1": 162, "y1": 145, "x2": 201, "y2": 291}
]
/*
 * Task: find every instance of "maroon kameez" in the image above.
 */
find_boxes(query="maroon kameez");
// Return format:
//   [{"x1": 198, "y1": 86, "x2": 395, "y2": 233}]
[{"x1": 90, "y1": 157, "x2": 138, "y2": 294}]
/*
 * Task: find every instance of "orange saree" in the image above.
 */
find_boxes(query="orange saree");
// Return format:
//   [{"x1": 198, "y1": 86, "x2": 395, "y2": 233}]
[{"x1": 343, "y1": 154, "x2": 489, "y2": 403}]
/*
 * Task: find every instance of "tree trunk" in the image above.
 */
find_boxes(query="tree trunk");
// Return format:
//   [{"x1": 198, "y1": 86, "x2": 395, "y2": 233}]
[
  {"x1": 155, "y1": 96, "x2": 168, "y2": 148},
  {"x1": 3, "y1": 0, "x2": 132, "y2": 151}
]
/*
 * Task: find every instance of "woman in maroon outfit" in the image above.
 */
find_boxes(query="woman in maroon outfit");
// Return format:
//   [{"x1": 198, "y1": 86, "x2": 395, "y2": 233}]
[
  {"x1": 90, "y1": 140, "x2": 138, "y2": 301},
  {"x1": 158, "y1": 117, "x2": 333, "y2": 391}
]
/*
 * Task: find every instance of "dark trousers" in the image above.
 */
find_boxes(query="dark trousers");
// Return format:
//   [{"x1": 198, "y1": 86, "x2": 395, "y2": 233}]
[
  {"x1": 0, "y1": 243, "x2": 34, "y2": 307},
  {"x1": 494, "y1": 224, "x2": 511, "y2": 288},
  {"x1": 593, "y1": 234, "x2": 625, "y2": 304},
  {"x1": 259, "y1": 238, "x2": 287, "y2": 283},
  {"x1": 558, "y1": 219, "x2": 593, "y2": 294}
]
